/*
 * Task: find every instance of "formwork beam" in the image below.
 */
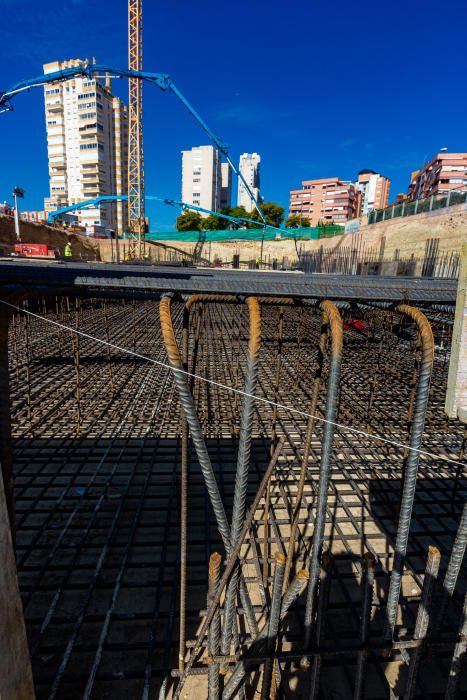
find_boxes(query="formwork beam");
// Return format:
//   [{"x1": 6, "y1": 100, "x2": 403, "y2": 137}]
[{"x1": 0, "y1": 306, "x2": 35, "y2": 699}]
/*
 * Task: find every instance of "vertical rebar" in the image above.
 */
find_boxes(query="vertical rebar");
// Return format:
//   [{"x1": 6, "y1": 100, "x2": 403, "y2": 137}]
[
  {"x1": 222, "y1": 297, "x2": 261, "y2": 654},
  {"x1": 354, "y1": 552, "x2": 375, "y2": 700},
  {"x1": 160, "y1": 295, "x2": 230, "y2": 546},
  {"x1": 222, "y1": 568, "x2": 309, "y2": 700},
  {"x1": 404, "y1": 546, "x2": 441, "y2": 699},
  {"x1": 174, "y1": 440, "x2": 285, "y2": 700},
  {"x1": 160, "y1": 295, "x2": 258, "y2": 643},
  {"x1": 445, "y1": 593, "x2": 467, "y2": 699},
  {"x1": 178, "y1": 303, "x2": 190, "y2": 673},
  {"x1": 284, "y1": 313, "x2": 327, "y2": 591},
  {"x1": 264, "y1": 309, "x2": 284, "y2": 587},
  {"x1": 435, "y1": 503, "x2": 467, "y2": 633},
  {"x1": 208, "y1": 552, "x2": 222, "y2": 700},
  {"x1": 385, "y1": 305, "x2": 434, "y2": 639},
  {"x1": 102, "y1": 299, "x2": 115, "y2": 399},
  {"x1": 71, "y1": 298, "x2": 81, "y2": 434},
  {"x1": 0, "y1": 304, "x2": 15, "y2": 535},
  {"x1": 261, "y1": 552, "x2": 286, "y2": 700},
  {"x1": 304, "y1": 302, "x2": 343, "y2": 650},
  {"x1": 308, "y1": 552, "x2": 332, "y2": 699},
  {"x1": 24, "y1": 299, "x2": 32, "y2": 426}
]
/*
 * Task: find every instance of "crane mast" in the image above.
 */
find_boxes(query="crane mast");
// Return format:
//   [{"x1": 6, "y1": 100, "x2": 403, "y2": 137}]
[{"x1": 128, "y1": 0, "x2": 145, "y2": 259}]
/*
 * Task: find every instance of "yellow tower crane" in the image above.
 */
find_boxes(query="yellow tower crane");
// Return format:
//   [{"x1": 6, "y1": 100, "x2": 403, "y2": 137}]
[{"x1": 128, "y1": 0, "x2": 145, "y2": 259}]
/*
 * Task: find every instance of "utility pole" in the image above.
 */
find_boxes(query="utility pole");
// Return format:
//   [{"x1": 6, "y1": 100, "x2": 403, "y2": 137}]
[{"x1": 12, "y1": 187, "x2": 24, "y2": 241}]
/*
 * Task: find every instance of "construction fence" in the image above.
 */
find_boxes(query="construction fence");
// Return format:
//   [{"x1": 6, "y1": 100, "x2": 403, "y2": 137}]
[
  {"x1": 367, "y1": 188, "x2": 467, "y2": 225},
  {"x1": 146, "y1": 225, "x2": 343, "y2": 243}
]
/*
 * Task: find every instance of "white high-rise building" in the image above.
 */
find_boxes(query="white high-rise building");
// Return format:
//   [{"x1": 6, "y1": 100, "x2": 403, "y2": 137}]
[
  {"x1": 43, "y1": 58, "x2": 128, "y2": 234},
  {"x1": 237, "y1": 153, "x2": 261, "y2": 212},
  {"x1": 220, "y1": 163, "x2": 232, "y2": 210},
  {"x1": 181, "y1": 145, "x2": 221, "y2": 216}
]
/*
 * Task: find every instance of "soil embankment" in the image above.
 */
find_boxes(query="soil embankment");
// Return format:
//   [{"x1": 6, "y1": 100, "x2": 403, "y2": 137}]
[
  {"x1": 163, "y1": 203, "x2": 467, "y2": 265},
  {"x1": 0, "y1": 214, "x2": 100, "y2": 259}
]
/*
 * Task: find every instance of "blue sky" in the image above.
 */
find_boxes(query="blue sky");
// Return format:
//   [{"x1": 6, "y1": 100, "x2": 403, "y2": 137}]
[{"x1": 1, "y1": 0, "x2": 466, "y2": 231}]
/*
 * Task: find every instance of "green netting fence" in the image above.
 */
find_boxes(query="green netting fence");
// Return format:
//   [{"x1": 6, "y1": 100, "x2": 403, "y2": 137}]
[{"x1": 146, "y1": 226, "x2": 343, "y2": 243}]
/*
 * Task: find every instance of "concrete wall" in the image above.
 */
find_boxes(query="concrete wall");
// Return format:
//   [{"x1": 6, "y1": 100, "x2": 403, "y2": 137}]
[{"x1": 445, "y1": 242, "x2": 467, "y2": 419}]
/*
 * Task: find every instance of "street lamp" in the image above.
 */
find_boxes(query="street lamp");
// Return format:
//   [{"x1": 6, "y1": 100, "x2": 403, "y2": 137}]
[
  {"x1": 417, "y1": 147, "x2": 448, "y2": 200},
  {"x1": 12, "y1": 186, "x2": 25, "y2": 240}
]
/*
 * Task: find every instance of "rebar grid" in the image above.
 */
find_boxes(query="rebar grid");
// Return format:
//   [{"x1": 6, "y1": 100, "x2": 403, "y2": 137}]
[{"x1": 4, "y1": 296, "x2": 465, "y2": 699}]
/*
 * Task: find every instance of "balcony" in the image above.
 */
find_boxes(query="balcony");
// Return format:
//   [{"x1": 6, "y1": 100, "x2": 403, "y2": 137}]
[{"x1": 46, "y1": 103, "x2": 63, "y2": 114}]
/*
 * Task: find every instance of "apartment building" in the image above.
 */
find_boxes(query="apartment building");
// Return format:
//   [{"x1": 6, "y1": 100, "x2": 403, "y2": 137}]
[
  {"x1": 220, "y1": 162, "x2": 232, "y2": 209},
  {"x1": 356, "y1": 169, "x2": 390, "y2": 215},
  {"x1": 43, "y1": 58, "x2": 128, "y2": 234},
  {"x1": 289, "y1": 177, "x2": 359, "y2": 226},
  {"x1": 181, "y1": 145, "x2": 221, "y2": 215},
  {"x1": 407, "y1": 152, "x2": 467, "y2": 200},
  {"x1": 237, "y1": 153, "x2": 261, "y2": 212}
]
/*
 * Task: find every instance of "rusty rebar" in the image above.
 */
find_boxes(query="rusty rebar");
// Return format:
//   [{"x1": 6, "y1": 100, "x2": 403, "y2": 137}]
[
  {"x1": 264, "y1": 308, "x2": 284, "y2": 588},
  {"x1": 222, "y1": 297, "x2": 261, "y2": 655},
  {"x1": 354, "y1": 553, "x2": 375, "y2": 700},
  {"x1": 304, "y1": 301, "x2": 343, "y2": 650},
  {"x1": 404, "y1": 546, "x2": 441, "y2": 699},
  {"x1": 222, "y1": 568, "x2": 309, "y2": 700},
  {"x1": 445, "y1": 593, "x2": 467, "y2": 699},
  {"x1": 172, "y1": 439, "x2": 285, "y2": 700},
  {"x1": 160, "y1": 295, "x2": 258, "y2": 640},
  {"x1": 385, "y1": 305, "x2": 434, "y2": 639},
  {"x1": 208, "y1": 552, "x2": 222, "y2": 700},
  {"x1": 308, "y1": 552, "x2": 333, "y2": 698},
  {"x1": 261, "y1": 552, "x2": 286, "y2": 700},
  {"x1": 283, "y1": 311, "x2": 327, "y2": 591},
  {"x1": 434, "y1": 502, "x2": 467, "y2": 635},
  {"x1": 178, "y1": 302, "x2": 190, "y2": 673}
]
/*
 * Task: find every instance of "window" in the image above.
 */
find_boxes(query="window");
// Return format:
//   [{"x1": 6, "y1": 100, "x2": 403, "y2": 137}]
[
  {"x1": 45, "y1": 88, "x2": 60, "y2": 95},
  {"x1": 78, "y1": 92, "x2": 96, "y2": 100},
  {"x1": 193, "y1": 178, "x2": 200, "y2": 183}
]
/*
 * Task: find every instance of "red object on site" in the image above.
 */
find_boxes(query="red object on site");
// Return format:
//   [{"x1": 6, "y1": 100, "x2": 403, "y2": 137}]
[
  {"x1": 14, "y1": 243, "x2": 58, "y2": 258},
  {"x1": 343, "y1": 319, "x2": 368, "y2": 333}
]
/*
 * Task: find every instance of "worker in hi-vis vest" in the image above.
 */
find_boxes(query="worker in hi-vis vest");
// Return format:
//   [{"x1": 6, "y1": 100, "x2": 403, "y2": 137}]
[{"x1": 64, "y1": 242, "x2": 72, "y2": 258}]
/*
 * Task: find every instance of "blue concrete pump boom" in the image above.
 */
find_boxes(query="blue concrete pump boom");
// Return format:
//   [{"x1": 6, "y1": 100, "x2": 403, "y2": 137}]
[
  {"x1": 0, "y1": 62, "x2": 266, "y2": 225},
  {"x1": 46, "y1": 195, "x2": 278, "y2": 233}
]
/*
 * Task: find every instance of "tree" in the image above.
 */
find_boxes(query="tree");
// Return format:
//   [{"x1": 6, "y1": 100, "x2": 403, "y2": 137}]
[
  {"x1": 286, "y1": 214, "x2": 310, "y2": 228},
  {"x1": 201, "y1": 214, "x2": 221, "y2": 231},
  {"x1": 251, "y1": 201, "x2": 285, "y2": 229},
  {"x1": 218, "y1": 206, "x2": 252, "y2": 229},
  {"x1": 176, "y1": 210, "x2": 202, "y2": 232}
]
